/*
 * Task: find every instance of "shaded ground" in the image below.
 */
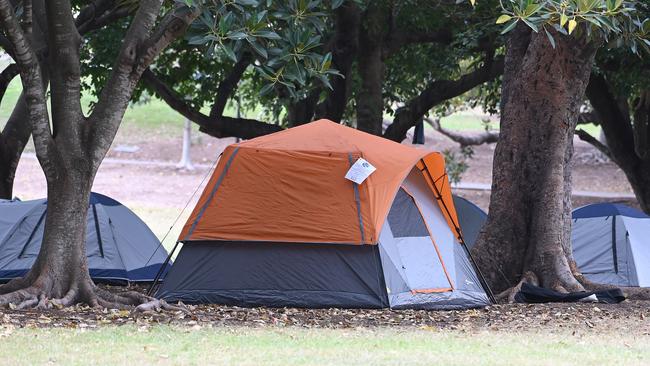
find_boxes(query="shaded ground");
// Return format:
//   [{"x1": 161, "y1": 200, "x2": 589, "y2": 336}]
[{"x1": 0, "y1": 285, "x2": 648, "y2": 334}]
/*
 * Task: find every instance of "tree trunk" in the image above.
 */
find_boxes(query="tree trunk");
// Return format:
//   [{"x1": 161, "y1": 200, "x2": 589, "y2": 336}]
[
  {"x1": 0, "y1": 0, "x2": 198, "y2": 310},
  {"x1": 355, "y1": 3, "x2": 386, "y2": 135},
  {"x1": 287, "y1": 91, "x2": 319, "y2": 127},
  {"x1": 471, "y1": 26, "x2": 599, "y2": 296},
  {"x1": 584, "y1": 76, "x2": 650, "y2": 213},
  {"x1": 314, "y1": 2, "x2": 361, "y2": 122}
]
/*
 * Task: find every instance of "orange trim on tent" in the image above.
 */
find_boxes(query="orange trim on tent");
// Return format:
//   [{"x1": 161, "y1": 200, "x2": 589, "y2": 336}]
[
  {"x1": 410, "y1": 288, "x2": 453, "y2": 294},
  {"x1": 401, "y1": 186, "x2": 454, "y2": 291},
  {"x1": 417, "y1": 157, "x2": 463, "y2": 243}
]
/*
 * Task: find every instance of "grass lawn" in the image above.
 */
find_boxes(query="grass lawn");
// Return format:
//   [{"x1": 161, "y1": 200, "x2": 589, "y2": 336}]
[{"x1": 1, "y1": 326, "x2": 647, "y2": 366}]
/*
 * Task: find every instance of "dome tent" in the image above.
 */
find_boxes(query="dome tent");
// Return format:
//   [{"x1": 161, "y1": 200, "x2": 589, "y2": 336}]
[
  {"x1": 0, "y1": 193, "x2": 170, "y2": 283},
  {"x1": 156, "y1": 120, "x2": 491, "y2": 309},
  {"x1": 452, "y1": 195, "x2": 487, "y2": 250},
  {"x1": 572, "y1": 203, "x2": 650, "y2": 287}
]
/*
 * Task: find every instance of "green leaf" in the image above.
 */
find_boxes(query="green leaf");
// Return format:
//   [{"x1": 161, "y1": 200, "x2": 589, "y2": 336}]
[
  {"x1": 496, "y1": 15, "x2": 512, "y2": 24},
  {"x1": 643, "y1": 20, "x2": 650, "y2": 34},
  {"x1": 257, "y1": 31, "x2": 282, "y2": 40},
  {"x1": 247, "y1": 39, "x2": 268, "y2": 58},
  {"x1": 259, "y1": 83, "x2": 275, "y2": 96},
  {"x1": 524, "y1": 3, "x2": 542, "y2": 16},
  {"x1": 332, "y1": 0, "x2": 344, "y2": 9},
  {"x1": 568, "y1": 19, "x2": 577, "y2": 34},
  {"x1": 500, "y1": 19, "x2": 519, "y2": 34},
  {"x1": 228, "y1": 31, "x2": 248, "y2": 40},
  {"x1": 544, "y1": 27, "x2": 556, "y2": 48},
  {"x1": 222, "y1": 44, "x2": 238, "y2": 62},
  {"x1": 521, "y1": 17, "x2": 539, "y2": 32}
]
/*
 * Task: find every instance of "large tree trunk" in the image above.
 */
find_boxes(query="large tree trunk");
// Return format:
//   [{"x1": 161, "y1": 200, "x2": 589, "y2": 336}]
[
  {"x1": 0, "y1": 0, "x2": 198, "y2": 310},
  {"x1": 472, "y1": 26, "x2": 599, "y2": 297}
]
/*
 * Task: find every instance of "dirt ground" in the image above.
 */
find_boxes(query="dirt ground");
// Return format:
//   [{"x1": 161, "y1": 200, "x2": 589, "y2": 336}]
[{"x1": 0, "y1": 284, "x2": 648, "y2": 334}]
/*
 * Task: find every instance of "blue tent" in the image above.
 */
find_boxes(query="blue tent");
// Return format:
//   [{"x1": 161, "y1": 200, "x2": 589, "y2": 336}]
[
  {"x1": 0, "y1": 192, "x2": 170, "y2": 283},
  {"x1": 572, "y1": 203, "x2": 650, "y2": 287}
]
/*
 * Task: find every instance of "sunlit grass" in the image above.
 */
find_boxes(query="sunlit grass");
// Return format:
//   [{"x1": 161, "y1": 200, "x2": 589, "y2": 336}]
[{"x1": 1, "y1": 326, "x2": 648, "y2": 366}]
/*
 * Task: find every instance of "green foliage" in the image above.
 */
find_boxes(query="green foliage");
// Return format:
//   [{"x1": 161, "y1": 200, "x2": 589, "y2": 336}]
[
  {"x1": 443, "y1": 146, "x2": 474, "y2": 184},
  {"x1": 484, "y1": 0, "x2": 650, "y2": 53},
  {"x1": 185, "y1": 0, "x2": 341, "y2": 100}
]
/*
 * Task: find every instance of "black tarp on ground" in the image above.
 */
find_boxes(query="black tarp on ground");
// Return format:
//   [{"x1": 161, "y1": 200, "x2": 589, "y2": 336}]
[
  {"x1": 514, "y1": 283, "x2": 625, "y2": 304},
  {"x1": 157, "y1": 241, "x2": 389, "y2": 308}
]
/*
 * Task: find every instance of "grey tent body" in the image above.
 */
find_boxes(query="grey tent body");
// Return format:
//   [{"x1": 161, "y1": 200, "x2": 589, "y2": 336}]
[
  {"x1": 0, "y1": 193, "x2": 171, "y2": 283},
  {"x1": 572, "y1": 203, "x2": 650, "y2": 287},
  {"x1": 452, "y1": 195, "x2": 487, "y2": 250},
  {"x1": 157, "y1": 168, "x2": 490, "y2": 309}
]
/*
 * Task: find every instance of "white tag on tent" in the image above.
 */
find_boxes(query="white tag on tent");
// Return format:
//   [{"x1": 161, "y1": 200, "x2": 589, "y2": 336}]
[{"x1": 345, "y1": 158, "x2": 376, "y2": 184}]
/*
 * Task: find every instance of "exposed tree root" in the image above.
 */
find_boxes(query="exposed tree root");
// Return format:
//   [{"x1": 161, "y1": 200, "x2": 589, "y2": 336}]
[
  {"x1": 134, "y1": 299, "x2": 190, "y2": 314},
  {"x1": 495, "y1": 271, "x2": 539, "y2": 303},
  {"x1": 0, "y1": 278, "x2": 189, "y2": 313}
]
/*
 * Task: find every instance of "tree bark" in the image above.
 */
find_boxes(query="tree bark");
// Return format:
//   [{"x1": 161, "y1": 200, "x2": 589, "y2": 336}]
[
  {"x1": 471, "y1": 25, "x2": 599, "y2": 296},
  {"x1": 355, "y1": 3, "x2": 387, "y2": 135},
  {"x1": 0, "y1": 0, "x2": 197, "y2": 309},
  {"x1": 314, "y1": 2, "x2": 361, "y2": 122}
]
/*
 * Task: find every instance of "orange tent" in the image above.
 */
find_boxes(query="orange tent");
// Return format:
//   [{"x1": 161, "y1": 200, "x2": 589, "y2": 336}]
[
  {"x1": 158, "y1": 120, "x2": 491, "y2": 309},
  {"x1": 179, "y1": 119, "x2": 461, "y2": 245}
]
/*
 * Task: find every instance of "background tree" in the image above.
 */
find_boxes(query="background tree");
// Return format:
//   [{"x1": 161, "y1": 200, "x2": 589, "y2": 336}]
[
  {"x1": 471, "y1": 0, "x2": 649, "y2": 299},
  {"x1": 0, "y1": 0, "x2": 134, "y2": 200},
  {"x1": 93, "y1": 0, "x2": 506, "y2": 142},
  {"x1": 576, "y1": 4, "x2": 650, "y2": 212},
  {"x1": 0, "y1": 0, "x2": 199, "y2": 309}
]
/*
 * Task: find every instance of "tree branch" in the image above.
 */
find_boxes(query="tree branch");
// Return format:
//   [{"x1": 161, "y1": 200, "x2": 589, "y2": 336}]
[
  {"x1": 575, "y1": 129, "x2": 612, "y2": 159},
  {"x1": 46, "y1": 0, "x2": 84, "y2": 139},
  {"x1": 89, "y1": 2, "x2": 199, "y2": 162},
  {"x1": 0, "y1": 63, "x2": 18, "y2": 102},
  {"x1": 209, "y1": 53, "x2": 251, "y2": 118},
  {"x1": 585, "y1": 73, "x2": 637, "y2": 169},
  {"x1": 577, "y1": 111, "x2": 601, "y2": 125},
  {"x1": 384, "y1": 28, "x2": 453, "y2": 56},
  {"x1": 75, "y1": 0, "x2": 134, "y2": 36},
  {"x1": 0, "y1": 0, "x2": 53, "y2": 172},
  {"x1": 142, "y1": 68, "x2": 282, "y2": 139},
  {"x1": 425, "y1": 116, "x2": 499, "y2": 146},
  {"x1": 383, "y1": 56, "x2": 504, "y2": 142}
]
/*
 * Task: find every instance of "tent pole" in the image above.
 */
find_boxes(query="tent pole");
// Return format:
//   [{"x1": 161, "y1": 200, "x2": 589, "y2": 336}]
[
  {"x1": 147, "y1": 241, "x2": 180, "y2": 296},
  {"x1": 419, "y1": 163, "x2": 497, "y2": 304}
]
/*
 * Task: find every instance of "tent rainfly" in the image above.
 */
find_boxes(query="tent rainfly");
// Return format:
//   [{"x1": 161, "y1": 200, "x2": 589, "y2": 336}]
[
  {"x1": 452, "y1": 195, "x2": 487, "y2": 250},
  {"x1": 156, "y1": 120, "x2": 491, "y2": 309},
  {"x1": 0, "y1": 193, "x2": 170, "y2": 283},
  {"x1": 572, "y1": 203, "x2": 650, "y2": 287}
]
